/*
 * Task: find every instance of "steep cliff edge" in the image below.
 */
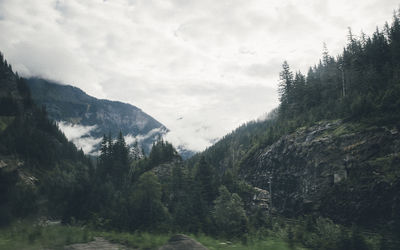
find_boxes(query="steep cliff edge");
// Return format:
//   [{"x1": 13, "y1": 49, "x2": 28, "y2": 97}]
[{"x1": 240, "y1": 120, "x2": 400, "y2": 228}]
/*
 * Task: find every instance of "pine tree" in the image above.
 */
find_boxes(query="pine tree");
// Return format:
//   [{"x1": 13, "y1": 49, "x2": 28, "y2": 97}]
[
  {"x1": 195, "y1": 156, "x2": 216, "y2": 206},
  {"x1": 278, "y1": 61, "x2": 294, "y2": 104}
]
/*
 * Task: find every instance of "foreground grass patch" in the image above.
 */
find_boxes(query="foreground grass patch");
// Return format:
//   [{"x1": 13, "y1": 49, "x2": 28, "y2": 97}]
[
  {"x1": 0, "y1": 222, "x2": 307, "y2": 250},
  {"x1": 103, "y1": 231, "x2": 305, "y2": 250},
  {"x1": 0, "y1": 221, "x2": 93, "y2": 250}
]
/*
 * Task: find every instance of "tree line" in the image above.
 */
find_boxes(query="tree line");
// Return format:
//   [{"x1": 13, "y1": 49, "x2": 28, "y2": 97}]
[{"x1": 278, "y1": 10, "x2": 400, "y2": 125}]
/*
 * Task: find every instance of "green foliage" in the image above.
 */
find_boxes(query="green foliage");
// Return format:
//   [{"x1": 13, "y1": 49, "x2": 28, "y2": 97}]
[
  {"x1": 132, "y1": 139, "x2": 181, "y2": 177},
  {"x1": 195, "y1": 156, "x2": 217, "y2": 206},
  {"x1": 0, "y1": 54, "x2": 92, "y2": 225},
  {"x1": 277, "y1": 10, "x2": 400, "y2": 125},
  {"x1": 168, "y1": 164, "x2": 196, "y2": 232},
  {"x1": 192, "y1": 232, "x2": 306, "y2": 250},
  {"x1": 130, "y1": 172, "x2": 170, "y2": 230},
  {"x1": 213, "y1": 186, "x2": 248, "y2": 239},
  {"x1": 97, "y1": 131, "x2": 130, "y2": 186}
]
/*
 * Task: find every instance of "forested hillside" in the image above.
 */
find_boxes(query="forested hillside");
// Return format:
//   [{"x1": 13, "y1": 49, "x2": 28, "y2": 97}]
[
  {"x1": 192, "y1": 10, "x2": 400, "y2": 175},
  {"x1": 0, "y1": 52, "x2": 92, "y2": 225},
  {"x1": 186, "y1": 9, "x2": 400, "y2": 248}
]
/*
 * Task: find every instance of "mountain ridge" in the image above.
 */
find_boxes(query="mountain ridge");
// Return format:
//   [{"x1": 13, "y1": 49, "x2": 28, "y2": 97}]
[{"x1": 27, "y1": 77, "x2": 168, "y2": 154}]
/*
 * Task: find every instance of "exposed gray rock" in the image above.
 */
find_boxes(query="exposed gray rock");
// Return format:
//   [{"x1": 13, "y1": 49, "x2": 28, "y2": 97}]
[
  {"x1": 252, "y1": 187, "x2": 270, "y2": 209},
  {"x1": 240, "y1": 120, "x2": 400, "y2": 226},
  {"x1": 64, "y1": 237, "x2": 130, "y2": 250},
  {"x1": 158, "y1": 234, "x2": 208, "y2": 250}
]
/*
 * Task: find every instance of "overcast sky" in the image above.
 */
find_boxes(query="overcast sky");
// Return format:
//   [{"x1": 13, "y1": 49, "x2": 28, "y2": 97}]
[{"x1": 0, "y1": 0, "x2": 399, "y2": 152}]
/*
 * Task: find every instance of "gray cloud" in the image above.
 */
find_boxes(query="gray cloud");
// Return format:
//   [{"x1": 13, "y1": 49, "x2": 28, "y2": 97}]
[{"x1": 1, "y1": 0, "x2": 399, "y2": 151}]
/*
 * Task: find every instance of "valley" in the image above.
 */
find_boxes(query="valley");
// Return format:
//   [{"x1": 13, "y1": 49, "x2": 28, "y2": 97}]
[{"x1": 1, "y1": 4, "x2": 400, "y2": 250}]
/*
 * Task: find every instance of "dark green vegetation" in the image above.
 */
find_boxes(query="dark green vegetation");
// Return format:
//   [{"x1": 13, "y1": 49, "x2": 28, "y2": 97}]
[
  {"x1": 2, "y1": 9, "x2": 400, "y2": 250},
  {"x1": 0, "y1": 53, "x2": 92, "y2": 227},
  {"x1": 27, "y1": 78, "x2": 167, "y2": 154}
]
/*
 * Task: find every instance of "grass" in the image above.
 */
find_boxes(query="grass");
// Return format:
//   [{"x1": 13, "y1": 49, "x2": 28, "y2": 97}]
[
  {"x1": 103, "y1": 231, "x2": 306, "y2": 250},
  {"x1": 0, "y1": 221, "x2": 308, "y2": 250},
  {"x1": 2, "y1": 217, "x2": 387, "y2": 250},
  {"x1": 0, "y1": 221, "x2": 93, "y2": 250},
  {"x1": 190, "y1": 233, "x2": 306, "y2": 250}
]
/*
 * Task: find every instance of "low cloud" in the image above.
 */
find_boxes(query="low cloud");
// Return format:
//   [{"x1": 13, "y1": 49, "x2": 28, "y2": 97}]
[
  {"x1": 57, "y1": 121, "x2": 102, "y2": 154},
  {"x1": 125, "y1": 127, "x2": 167, "y2": 145}
]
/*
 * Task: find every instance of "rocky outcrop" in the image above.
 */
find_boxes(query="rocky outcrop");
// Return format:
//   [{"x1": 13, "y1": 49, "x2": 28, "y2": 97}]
[
  {"x1": 158, "y1": 234, "x2": 207, "y2": 250},
  {"x1": 252, "y1": 187, "x2": 270, "y2": 210},
  {"x1": 150, "y1": 158, "x2": 183, "y2": 183},
  {"x1": 240, "y1": 120, "x2": 400, "y2": 227},
  {"x1": 64, "y1": 237, "x2": 130, "y2": 250}
]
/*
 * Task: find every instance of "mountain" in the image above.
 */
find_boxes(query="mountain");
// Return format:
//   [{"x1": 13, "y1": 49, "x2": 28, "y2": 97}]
[
  {"x1": 189, "y1": 12, "x2": 400, "y2": 235},
  {"x1": 26, "y1": 78, "x2": 167, "y2": 154}
]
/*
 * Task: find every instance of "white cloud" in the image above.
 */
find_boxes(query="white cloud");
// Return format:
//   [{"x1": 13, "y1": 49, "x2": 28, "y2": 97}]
[
  {"x1": 125, "y1": 127, "x2": 167, "y2": 145},
  {"x1": 57, "y1": 121, "x2": 101, "y2": 154},
  {"x1": 1, "y1": 0, "x2": 399, "y2": 151}
]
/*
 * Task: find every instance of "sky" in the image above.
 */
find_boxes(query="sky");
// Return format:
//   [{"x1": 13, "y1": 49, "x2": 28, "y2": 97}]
[{"x1": 0, "y1": 0, "x2": 399, "y2": 152}]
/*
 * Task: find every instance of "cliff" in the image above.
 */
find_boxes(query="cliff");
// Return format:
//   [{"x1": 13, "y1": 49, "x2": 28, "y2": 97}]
[{"x1": 240, "y1": 120, "x2": 400, "y2": 228}]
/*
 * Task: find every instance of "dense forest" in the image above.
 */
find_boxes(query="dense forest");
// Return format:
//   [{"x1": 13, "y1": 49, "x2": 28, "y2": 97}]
[
  {"x1": 1, "y1": 8, "x2": 400, "y2": 250},
  {"x1": 0, "y1": 53, "x2": 92, "y2": 227}
]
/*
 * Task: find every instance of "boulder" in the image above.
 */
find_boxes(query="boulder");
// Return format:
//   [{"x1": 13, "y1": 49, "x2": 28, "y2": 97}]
[{"x1": 158, "y1": 234, "x2": 207, "y2": 250}]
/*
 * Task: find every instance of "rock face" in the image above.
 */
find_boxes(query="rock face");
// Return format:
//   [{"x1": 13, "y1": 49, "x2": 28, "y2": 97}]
[
  {"x1": 240, "y1": 120, "x2": 400, "y2": 227},
  {"x1": 159, "y1": 235, "x2": 208, "y2": 250},
  {"x1": 27, "y1": 77, "x2": 167, "y2": 154},
  {"x1": 64, "y1": 237, "x2": 130, "y2": 250}
]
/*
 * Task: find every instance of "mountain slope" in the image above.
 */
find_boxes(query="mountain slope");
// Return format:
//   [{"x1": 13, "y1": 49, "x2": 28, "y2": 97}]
[
  {"x1": 188, "y1": 10, "x2": 400, "y2": 234},
  {"x1": 27, "y1": 78, "x2": 167, "y2": 154}
]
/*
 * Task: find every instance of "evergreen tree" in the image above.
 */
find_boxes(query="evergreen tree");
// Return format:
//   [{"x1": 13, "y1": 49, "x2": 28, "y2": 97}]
[
  {"x1": 131, "y1": 172, "x2": 169, "y2": 230},
  {"x1": 213, "y1": 185, "x2": 248, "y2": 238},
  {"x1": 195, "y1": 156, "x2": 216, "y2": 206},
  {"x1": 278, "y1": 61, "x2": 294, "y2": 105}
]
